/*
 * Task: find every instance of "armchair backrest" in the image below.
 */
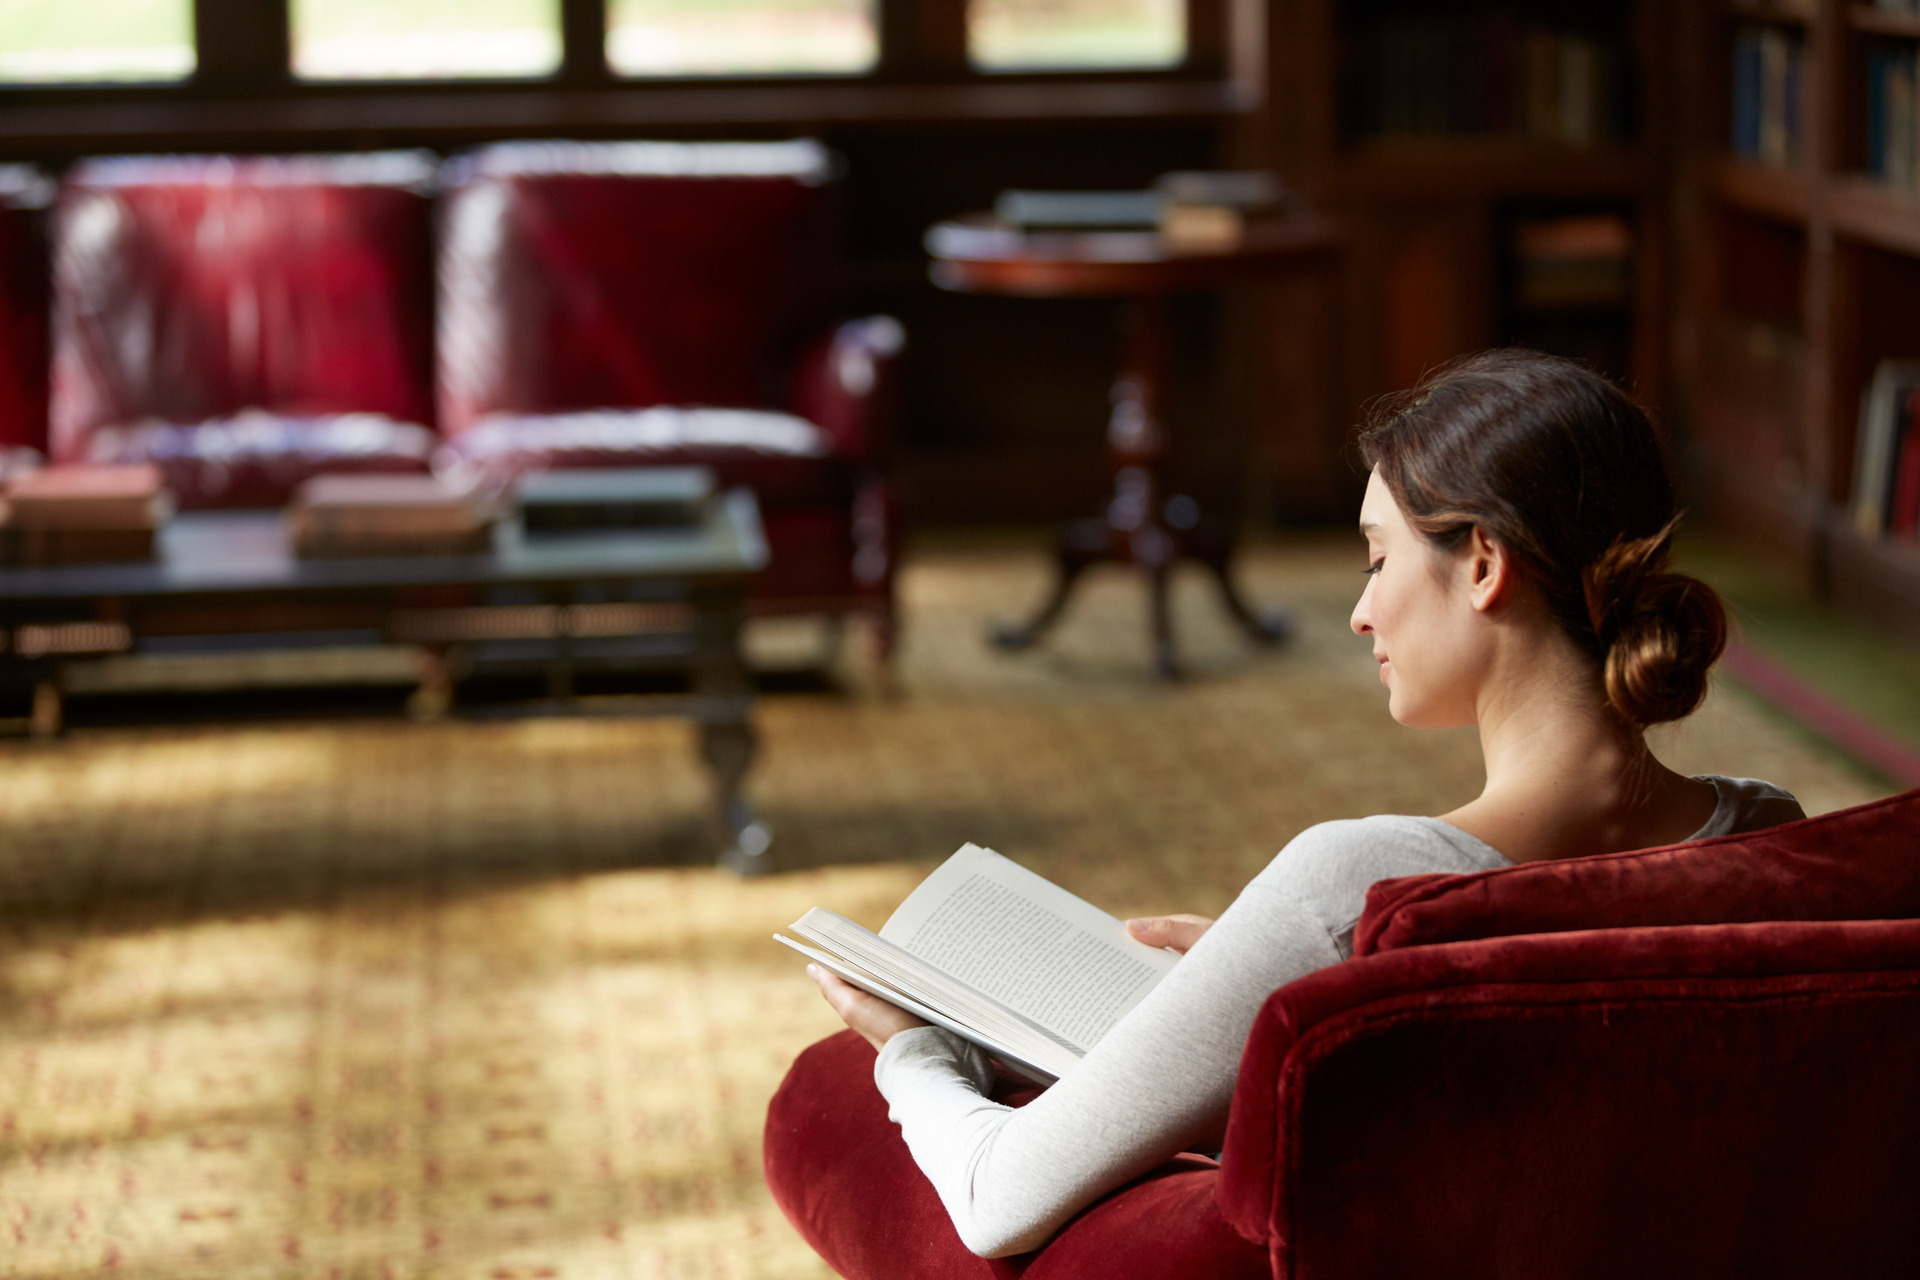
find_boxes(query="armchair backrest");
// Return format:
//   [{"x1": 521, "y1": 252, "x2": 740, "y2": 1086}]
[
  {"x1": 49, "y1": 152, "x2": 438, "y2": 462},
  {"x1": 435, "y1": 139, "x2": 838, "y2": 438},
  {"x1": 1356, "y1": 786, "x2": 1920, "y2": 954},
  {"x1": 0, "y1": 165, "x2": 52, "y2": 454},
  {"x1": 1218, "y1": 918, "x2": 1920, "y2": 1280}
]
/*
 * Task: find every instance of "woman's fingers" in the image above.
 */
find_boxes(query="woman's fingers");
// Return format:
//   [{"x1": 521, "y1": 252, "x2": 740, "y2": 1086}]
[
  {"x1": 808, "y1": 964, "x2": 929, "y2": 1051},
  {"x1": 1125, "y1": 913, "x2": 1216, "y2": 954}
]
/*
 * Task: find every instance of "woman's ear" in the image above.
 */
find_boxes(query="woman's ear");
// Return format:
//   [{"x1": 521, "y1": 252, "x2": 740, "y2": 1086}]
[{"x1": 1465, "y1": 526, "x2": 1512, "y2": 614}]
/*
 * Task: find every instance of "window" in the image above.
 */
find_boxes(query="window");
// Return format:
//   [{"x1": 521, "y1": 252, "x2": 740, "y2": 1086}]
[
  {"x1": 290, "y1": 0, "x2": 563, "y2": 81},
  {"x1": 0, "y1": 0, "x2": 194, "y2": 84},
  {"x1": 969, "y1": 0, "x2": 1185, "y2": 72},
  {"x1": 606, "y1": 0, "x2": 878, "y2": 77}
]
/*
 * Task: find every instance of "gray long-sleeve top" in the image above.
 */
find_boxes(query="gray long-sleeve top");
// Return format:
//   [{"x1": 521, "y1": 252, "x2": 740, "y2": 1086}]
[{"x1": 872, "y1": 775, "x2": 1806, "y2": 1257}]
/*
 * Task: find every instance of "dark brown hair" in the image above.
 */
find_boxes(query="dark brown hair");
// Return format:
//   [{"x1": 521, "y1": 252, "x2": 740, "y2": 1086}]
[{"x1": 1356, "y1": 349, "x2": 1726, "y2": 728}]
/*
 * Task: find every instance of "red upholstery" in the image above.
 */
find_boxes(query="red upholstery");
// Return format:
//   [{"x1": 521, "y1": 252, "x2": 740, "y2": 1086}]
[
  {"x1": 766, "y1": 788, "x2": 1920, "y2": 1278},
  {"x1": 434, "y1": 140, "x2": 902, "y2": 628},
  {"x1": 82, "y1": 410, "x2": 435, "y2": 510},
  {"x1": 0, "y1": 165, "x2": 52, "y2": 460},
  {"x1": 1355, "y1": 785, "x2": 1920, "y2": 955},
  {"x1": 49, "y1": 153, "x2": 439, "y2": 507},
  {"x1": 1219, "y1": 918, "x2": 1920, "y2": 1278},
  {"x1": 433, "y1": 407, "x2": 842, "y2": 506}
]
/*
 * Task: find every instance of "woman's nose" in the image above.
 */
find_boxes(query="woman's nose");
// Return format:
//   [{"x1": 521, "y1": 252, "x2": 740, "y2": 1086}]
[{"x1": 1350, "y1": 582, "x2": 1372, "y2": 637}]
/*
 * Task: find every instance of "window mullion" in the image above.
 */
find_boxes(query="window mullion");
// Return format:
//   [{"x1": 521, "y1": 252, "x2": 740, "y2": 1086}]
[
  {"x1": 877, "y1": 0, "x2": 968, "y2": 81},
  {"x1": 194, "y1": 0, "x2": 289, "y2": 92},
  {"x1": 559, "y1": 0, "x2": 612, "y2": 87}
]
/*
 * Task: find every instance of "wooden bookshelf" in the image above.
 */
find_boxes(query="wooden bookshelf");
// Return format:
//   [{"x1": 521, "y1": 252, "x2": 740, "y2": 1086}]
[
  {"x1": 1253, "y1": 0, "x2": 1671, "y2": 424},
  {"x1": 1733, "y1": 0, "x2": 1820, "y2": 25},
  {"x1": 1675, "y1": 0, "x2": 1920, "y2": 644},
  {"x1": 1849, "y1": 4, "x2": 1920, "y2": 38},
  {"x1": 1710, "y1": 155, "x2": 1817, "y2": 221}
]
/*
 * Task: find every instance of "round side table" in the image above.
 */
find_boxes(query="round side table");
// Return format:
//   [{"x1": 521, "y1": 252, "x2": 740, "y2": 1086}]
[{"x1": 926, "y1": 214, "x2": 1342, "y2": 679}]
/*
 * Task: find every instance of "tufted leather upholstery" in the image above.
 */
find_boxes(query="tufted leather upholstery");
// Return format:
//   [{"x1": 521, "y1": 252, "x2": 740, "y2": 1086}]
[
  {"x1": 434, "y1": 140, "x2": 902, "y2": 640},
  {"x1": 48, "y1": 152, "x2": 439, "y2": 507}
]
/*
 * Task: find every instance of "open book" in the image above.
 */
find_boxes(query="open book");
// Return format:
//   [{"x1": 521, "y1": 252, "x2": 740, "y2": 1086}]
[{"x1": 775, "y1": 844, "x2": 1181, "y2": 1084}]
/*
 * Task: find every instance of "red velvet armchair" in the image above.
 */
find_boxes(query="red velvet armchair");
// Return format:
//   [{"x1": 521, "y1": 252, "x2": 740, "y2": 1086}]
[
  {"x1": 766, "y1": 787, "x2": 1920, "y2": 1278},
  {"x1": 48, "y1": 152, "x2": 441, "y2": 508},
  {"x1": 433, "y1": 139, "x2": 904, "y2": 651}
]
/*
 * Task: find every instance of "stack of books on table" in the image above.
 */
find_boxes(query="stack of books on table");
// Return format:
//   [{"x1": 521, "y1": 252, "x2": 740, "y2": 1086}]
[
  {"x1": 0, "y1": 464, "x2": 172, "y2": 566},
  {"x1": 288, "y1": 474, "x2": 493, "y2": 559},
  {"x1": 513, "y1": 467, "x2": 714, "y2": 538}
]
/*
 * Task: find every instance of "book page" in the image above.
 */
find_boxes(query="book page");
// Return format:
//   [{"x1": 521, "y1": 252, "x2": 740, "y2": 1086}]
[{"x1": 878, "y1": 845, "x2": 1178, "y2": 1053}]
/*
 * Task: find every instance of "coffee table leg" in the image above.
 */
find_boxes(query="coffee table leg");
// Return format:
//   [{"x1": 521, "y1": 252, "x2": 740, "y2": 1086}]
[
  {"x1": 694, "y1": 586, "x2": 770, "y2": 875},
  {"x1": 30, "y1": 677, "x2": 62, "y2": 739},
  {"x1": 409, "y1": 646, "x2": 456, "y2": 721}
]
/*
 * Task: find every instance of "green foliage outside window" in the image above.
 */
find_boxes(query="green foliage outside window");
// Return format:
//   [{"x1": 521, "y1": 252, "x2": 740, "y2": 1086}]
[{"x1": 0, "y1": 0, "x2": 193, "y2": 84}]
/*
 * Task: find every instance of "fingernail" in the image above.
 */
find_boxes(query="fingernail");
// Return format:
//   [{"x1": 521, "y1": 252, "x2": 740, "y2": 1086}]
[{"x1": 805, "y1": 964, "x2": 821, "y2": 979}]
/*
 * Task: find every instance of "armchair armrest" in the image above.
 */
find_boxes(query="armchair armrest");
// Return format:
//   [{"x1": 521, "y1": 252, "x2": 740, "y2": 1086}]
[{"x1": 787, "y1": 315, "x2": 905, "y2": 463}]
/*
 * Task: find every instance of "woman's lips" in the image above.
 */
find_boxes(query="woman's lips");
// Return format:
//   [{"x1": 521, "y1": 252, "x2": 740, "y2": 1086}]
[{"x1": 1376, "y1": 655, "x2": 1390, "y2": 683}]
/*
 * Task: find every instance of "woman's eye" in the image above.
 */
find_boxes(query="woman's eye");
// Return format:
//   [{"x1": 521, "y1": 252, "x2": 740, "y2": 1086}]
[{"x1": 1363, "y1": 559, "x2": 1383, "y2": 576}]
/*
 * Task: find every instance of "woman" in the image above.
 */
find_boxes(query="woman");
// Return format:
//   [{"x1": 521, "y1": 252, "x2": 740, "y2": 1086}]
[{"x1": 805, "y1": 350, "x2": 1805, "y2": 1257}]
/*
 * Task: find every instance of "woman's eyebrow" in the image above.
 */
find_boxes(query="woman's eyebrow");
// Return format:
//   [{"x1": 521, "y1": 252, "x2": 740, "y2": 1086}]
[{"x1": 1358, "y1": 521, "x2": 1379, "y2": 534}]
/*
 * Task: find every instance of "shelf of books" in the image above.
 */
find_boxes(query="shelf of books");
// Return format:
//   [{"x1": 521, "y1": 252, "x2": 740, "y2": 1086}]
[
  {"x1": 1299, "y1": 0, "x2": 1663, "y2": 396},
  {"x1": 1680, "y1": 0, "x2": 1920, "y2": 642}
]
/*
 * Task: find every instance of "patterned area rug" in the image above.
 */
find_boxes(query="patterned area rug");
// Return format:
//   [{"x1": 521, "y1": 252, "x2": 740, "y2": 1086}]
[{"x1": 0, "y1": 539, "x2": 1889, "y2": 1279}]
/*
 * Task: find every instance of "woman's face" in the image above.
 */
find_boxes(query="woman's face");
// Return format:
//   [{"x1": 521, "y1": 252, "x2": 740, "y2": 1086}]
[{"x1": 1349, "y1": 469, "x2": 1489, "y2": 728}]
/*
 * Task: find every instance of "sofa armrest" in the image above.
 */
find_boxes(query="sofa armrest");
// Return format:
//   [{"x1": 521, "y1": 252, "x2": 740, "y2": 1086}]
[{"x1": 787, "y1": 315, "x2": 905, "y2": 463}]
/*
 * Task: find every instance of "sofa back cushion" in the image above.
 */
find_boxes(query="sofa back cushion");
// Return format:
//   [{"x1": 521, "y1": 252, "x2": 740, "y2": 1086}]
[
  {"x1": 436, "y1": 140, "x2": 836, "y2": 438},
  {"x1": 0, "y1": 166, "x2": 51, "y2": 453},
  {"x1": 49, "y1": 153, "x2": 438, "y2": 461},
  {"x1": 1354, "y1": 786, "x2": 1920, "y2": 955}
]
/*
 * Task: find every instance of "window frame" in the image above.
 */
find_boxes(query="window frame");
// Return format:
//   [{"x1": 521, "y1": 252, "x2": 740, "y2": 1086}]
[{"x1": 0, "y1": 0, "x2": 1239, "y2": 150}]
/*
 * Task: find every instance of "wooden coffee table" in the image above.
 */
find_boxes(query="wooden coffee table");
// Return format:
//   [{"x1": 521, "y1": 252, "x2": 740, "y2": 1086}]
[
  {"x1": 927, "y1": 215, "x2": 1342, "y2": 679},
  {"x1": 0, "y1": 490, "x2": 775, "y2": 874}
]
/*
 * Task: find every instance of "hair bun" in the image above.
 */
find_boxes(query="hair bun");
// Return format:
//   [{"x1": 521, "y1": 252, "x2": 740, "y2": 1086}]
[{"x1": 1582, "y1": 521, "x2": 1728, "y2": 726}]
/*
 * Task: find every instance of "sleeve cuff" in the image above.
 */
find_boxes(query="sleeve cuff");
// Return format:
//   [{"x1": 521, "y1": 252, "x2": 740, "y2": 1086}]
[{"x1": 874, "y1": 1025, "x2": 996, "y2": 1096}]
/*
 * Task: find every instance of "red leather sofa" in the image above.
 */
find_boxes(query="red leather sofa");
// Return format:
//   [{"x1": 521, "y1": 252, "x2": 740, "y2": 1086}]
[
  {"x1": 765, "y1": 786, "x2": 1920, "y2": 1278},
  {"x1": 433, "y1": 139, "x2": 904, "y2": 648},
  {"x1": 33, "y1": 141, "x2": 902, "y2": 643},
  {"x1": 48, "y1": 152, "x2": 445, "y2": 508}
]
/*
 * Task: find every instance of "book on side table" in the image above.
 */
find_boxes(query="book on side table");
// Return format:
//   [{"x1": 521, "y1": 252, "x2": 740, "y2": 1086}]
[{"x1": 775, "y1": 844, "x2": 1180, "y2": 1084}]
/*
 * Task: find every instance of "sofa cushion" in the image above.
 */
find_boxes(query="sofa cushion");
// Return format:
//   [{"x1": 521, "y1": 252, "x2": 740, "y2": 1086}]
[
  {"x1": 432, "y1": 407, "x2": 847, "y2": 507},
  {"x1": 85, "y1": 410, "x2": 433, "y2": 509},
  {"x1": 50, "y1": 152, "x2": 438, "y2": 459},
  {"x1": 435, "y1": 140, "x2": 834, "y2": 437},
  {"x1": 1354, "y1": 786, "x2": 1920, "y2": 956}
]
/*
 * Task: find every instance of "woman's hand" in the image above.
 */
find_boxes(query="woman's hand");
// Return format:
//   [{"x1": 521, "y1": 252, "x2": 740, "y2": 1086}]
[
  {"x1": 808, "y1": 964, "x2": 929, "y2": 1052},
  {"x1": 1125, "y1": 914, "x2": 1216, "y2": 954}
]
